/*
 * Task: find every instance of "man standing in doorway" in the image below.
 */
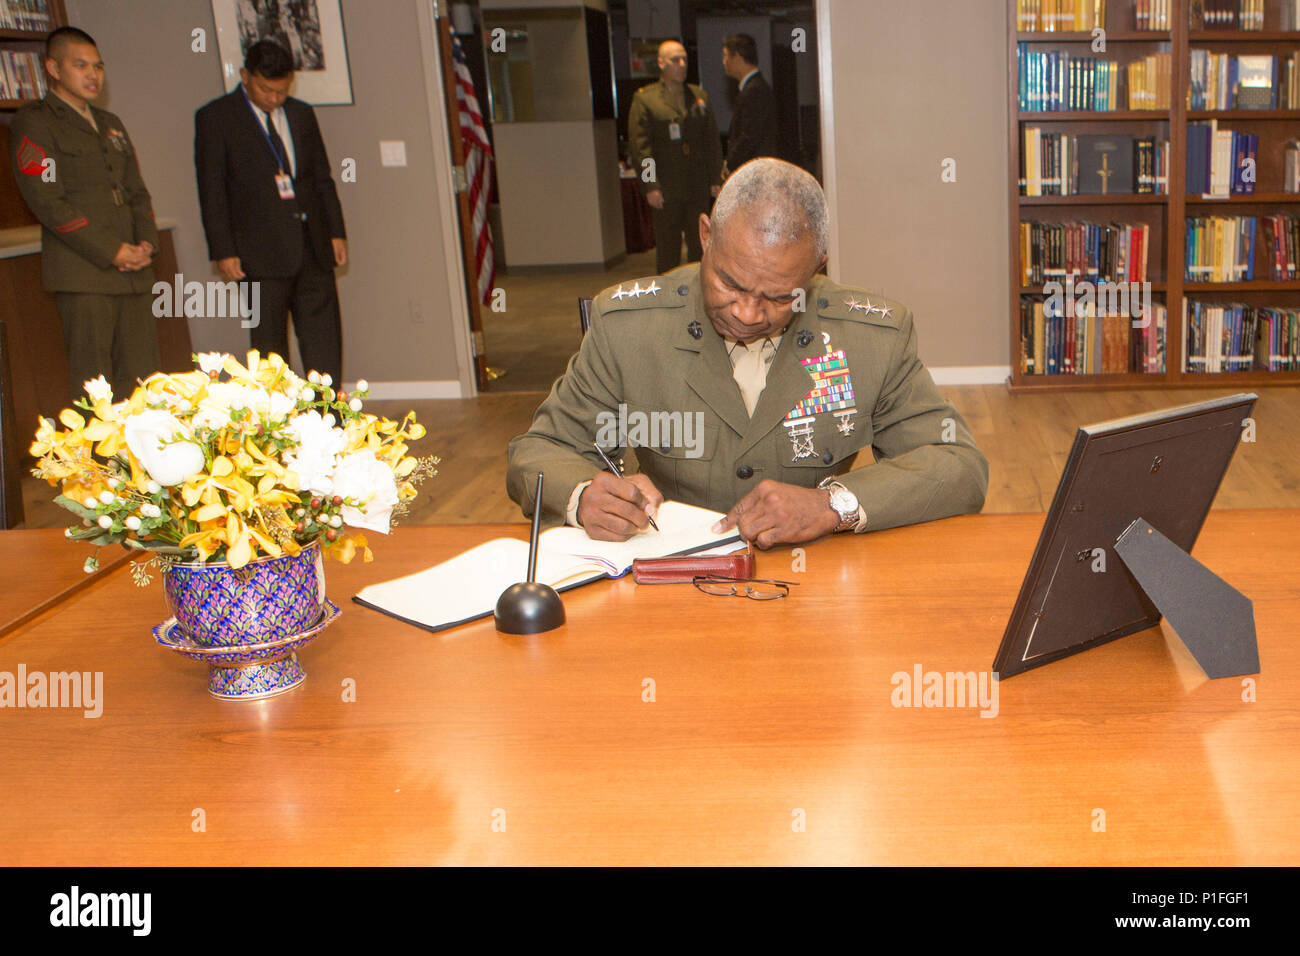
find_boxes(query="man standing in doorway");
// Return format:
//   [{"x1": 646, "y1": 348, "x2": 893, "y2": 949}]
[
  {"x1": 194, "y1": 39, "x2": 347, "y2": 383},
  {"x1": 9, "y1": 26, "x2": 161, "y2": 404},
  {"x1": 721, "y1": 33, "x2": 778, "y2": 178},
  {"x1": 628, "y1": 40, "x2": 723, "y2": 274}
]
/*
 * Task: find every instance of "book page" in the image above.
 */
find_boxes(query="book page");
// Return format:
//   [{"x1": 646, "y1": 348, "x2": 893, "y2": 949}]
[
  {"x1": 538, "y1": 500, "x2": 741, "y2": 574},
  {"x1": 353, "y1": 538, "x2": 609, "y2": 631}
]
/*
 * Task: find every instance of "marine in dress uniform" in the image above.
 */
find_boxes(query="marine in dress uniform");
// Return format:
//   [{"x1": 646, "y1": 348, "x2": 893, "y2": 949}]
[
  {"x1": 506, "y1": 263, "x2": 988, "y2": 540},
  {"x1": 628, "y1": 42, "x2": 724, "y2": 274},
  {"x1": 10, "y1": 81, "x2": 161, "y2": 404}
]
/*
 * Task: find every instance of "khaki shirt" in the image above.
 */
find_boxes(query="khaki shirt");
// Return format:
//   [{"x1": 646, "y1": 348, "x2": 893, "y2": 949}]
[
  {"x1": 510, "y1": 264, "x2": 988, "y2": 534},
  {"x1": 9, "y1": 92, "x2": 158, "y2": 294}
]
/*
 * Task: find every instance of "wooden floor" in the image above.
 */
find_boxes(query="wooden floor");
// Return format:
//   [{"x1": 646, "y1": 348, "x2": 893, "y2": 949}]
[{"x1": 20, "y1": 384, "x2": 1299, "y2": 530}]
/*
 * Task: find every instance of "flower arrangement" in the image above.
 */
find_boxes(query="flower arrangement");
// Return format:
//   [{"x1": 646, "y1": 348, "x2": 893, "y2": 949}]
[{"x1": 30, "y1": 351, "x2": 437, "y2": 579}]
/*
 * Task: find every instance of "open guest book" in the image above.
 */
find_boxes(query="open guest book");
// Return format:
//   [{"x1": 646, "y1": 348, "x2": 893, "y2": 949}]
[{"x1": 352, "y1": 501, "x2": 744, "y2": 632}]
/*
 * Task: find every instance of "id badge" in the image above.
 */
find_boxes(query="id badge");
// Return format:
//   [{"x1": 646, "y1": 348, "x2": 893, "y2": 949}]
[
  {"x1": 275, "y1": 172, "x2": 295, "y2": 200},
  {"x1": 668, "y1": 122, "x2": 682, "y2": 141}
]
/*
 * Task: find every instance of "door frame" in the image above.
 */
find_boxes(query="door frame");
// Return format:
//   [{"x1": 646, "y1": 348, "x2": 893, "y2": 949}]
[
  {"x1": 418, "y1": 0, "x2": 842, "y2": 395},
  {"x1": 417, "y1": 0, "x2": 479, "y2": 398}
]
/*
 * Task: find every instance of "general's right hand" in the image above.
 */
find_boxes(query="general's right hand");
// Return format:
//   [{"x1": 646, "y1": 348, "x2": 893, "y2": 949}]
[
  {"x1": 577, "y1": 470, "x2": 664, "y2": 541},
  {"x1": 645, "y1": 189, "x2": 664, "y2": 210},
  {"x1": 216, "y1": 256, "x2": 246, "y2": 281}
]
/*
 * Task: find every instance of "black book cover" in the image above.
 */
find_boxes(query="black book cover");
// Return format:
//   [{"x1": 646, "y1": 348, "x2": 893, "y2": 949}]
[{"x1": 1076, "y1": 134, "x2": 1134, "y2": 195}]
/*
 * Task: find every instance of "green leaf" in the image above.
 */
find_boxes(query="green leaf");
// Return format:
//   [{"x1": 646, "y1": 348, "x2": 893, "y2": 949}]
[{"x1": 54, "y1": 494, "x2": 98, "y2": 520}]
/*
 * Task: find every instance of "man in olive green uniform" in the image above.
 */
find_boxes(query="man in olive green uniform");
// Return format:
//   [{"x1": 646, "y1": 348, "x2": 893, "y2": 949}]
[
  {"x1": 628, "y1": 40, "x2": 724, "y2": 274},
  {"x1": 507, "y1": 159, "x2": 987, "y2": 548},
  {"x1": 10, "y1": 27, "x2": 160, "y2": 404}
]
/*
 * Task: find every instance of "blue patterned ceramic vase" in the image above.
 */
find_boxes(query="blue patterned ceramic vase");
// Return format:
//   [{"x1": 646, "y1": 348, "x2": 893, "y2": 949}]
[{"x1": 162, "y1": 543, "x2": 326, "y2": 647}]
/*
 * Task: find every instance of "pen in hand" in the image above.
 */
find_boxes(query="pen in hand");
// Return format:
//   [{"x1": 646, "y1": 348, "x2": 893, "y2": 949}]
[{"x1": 592, "y1": 442, "x2": 659, "y2": 532}]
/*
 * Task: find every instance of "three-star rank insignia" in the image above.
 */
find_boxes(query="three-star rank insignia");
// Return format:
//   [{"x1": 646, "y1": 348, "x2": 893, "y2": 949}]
[
  {"x1": 17, "y1": 137, "x2": 46, "y2": 176},
  {"x1": 783, "y1": 332, "x2": 858, "y2": 459},
  {"x1": 610, "y1": 280, "x2": 660, "y2": 301},
  {"x1": 687, "y1": 320, "x2": 703, "y2": 339}
]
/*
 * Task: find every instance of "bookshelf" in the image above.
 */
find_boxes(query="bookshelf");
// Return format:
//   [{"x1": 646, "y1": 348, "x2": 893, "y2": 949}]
[
  {"x1": 1007, "y1": 0, "x2": 1300, "y2": 390},
  {"x1": 0, "y1": 0, "x2": 66, "y2": 229}
]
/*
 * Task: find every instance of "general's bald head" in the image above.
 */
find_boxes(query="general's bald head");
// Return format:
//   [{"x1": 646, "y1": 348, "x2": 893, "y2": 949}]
[
  {"x1": 657, "y1": 40, "x2": 688, "y2": 83},
  {"x1": 710, "y1": 158, "x2": 829, "y2": 259}
]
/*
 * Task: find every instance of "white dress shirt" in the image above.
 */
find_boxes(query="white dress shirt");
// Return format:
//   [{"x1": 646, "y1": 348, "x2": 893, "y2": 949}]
[{"x1": 245, "y1": 96, "x2": 296, "y2": 177}]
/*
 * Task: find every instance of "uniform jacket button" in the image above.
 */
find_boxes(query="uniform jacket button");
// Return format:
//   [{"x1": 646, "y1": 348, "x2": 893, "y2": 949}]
[
  {"x1": 736, "y1": 465, "x2": 753, "y2": 479},
  {"x1": 822, "y1": 450, "x2": 834, "y2": 464},
  {"x1": 818, "y1": 297, "x2": 829, "y2": 308},
  {"x1": 677, "y1": 285, "x2": 689, "y2": 296}
]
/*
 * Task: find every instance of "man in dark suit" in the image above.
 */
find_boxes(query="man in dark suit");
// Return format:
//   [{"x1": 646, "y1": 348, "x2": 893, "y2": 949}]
[
  {"x1": 720, "y1": 33, "x2": 778, "y2": 179},
  {"x1": 194, "y1": 40, "x2": 347, "y2": 383}
]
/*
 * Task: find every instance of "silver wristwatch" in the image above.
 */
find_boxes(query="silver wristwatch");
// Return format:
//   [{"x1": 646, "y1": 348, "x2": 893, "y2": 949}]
[{"x1": 823, "y1": 482, "x2": 860, "y2": 533}]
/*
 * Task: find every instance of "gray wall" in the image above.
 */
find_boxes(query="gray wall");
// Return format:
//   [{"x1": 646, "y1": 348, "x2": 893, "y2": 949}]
[
  {"x1": 824, "y1": 0, "x2": 1008, "y2": 371},
  {"x1": 67, "y1": 0, "x2": 468, "y2": 388}
]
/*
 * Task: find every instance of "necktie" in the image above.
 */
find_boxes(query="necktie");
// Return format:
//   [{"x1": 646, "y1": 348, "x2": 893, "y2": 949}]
[
  {"x1": 263, "y1": 110, "x2": 290, "y2": 175},
  {"x1": 732, "y1": 339, "x2": 772, "y2": 417}
]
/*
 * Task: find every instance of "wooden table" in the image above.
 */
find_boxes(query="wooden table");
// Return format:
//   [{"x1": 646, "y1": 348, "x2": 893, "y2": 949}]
[{"x1": 1, "y1": 510, "x2": 1296, "y2": 866}]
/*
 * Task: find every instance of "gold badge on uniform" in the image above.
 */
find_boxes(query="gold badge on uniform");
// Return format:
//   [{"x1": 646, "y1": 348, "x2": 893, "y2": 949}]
[{"x1": 783, "y1": 332, "x2": 858, "y2": 460}]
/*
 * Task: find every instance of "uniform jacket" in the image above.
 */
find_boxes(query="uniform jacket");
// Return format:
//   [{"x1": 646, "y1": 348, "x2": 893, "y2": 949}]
[
  {"x1": 507, "y1": 264, "x2": 988, "y2": 532},
  {"x1": 627, "y1": 80, "x2": 724, "y2": 204},
  {"x1": 194, "y1": 89, "x2": 346, "y2": 278},
  {"x1": 726, "y1": 71, "x2": 778, "y2": 171},
  {"x1": 8, "y1": 93, "x2": 158, "y2": 294}
]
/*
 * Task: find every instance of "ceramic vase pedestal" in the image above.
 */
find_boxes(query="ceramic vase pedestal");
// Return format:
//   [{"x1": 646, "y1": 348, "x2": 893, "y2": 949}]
[{"x1": 152, "y1": 543, "x2": 340, "y2": 700}]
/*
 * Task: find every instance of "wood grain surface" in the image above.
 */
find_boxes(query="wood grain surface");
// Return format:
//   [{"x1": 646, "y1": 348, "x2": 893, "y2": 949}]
[{"x1": 0, "y1": 511, "x2": 1295, "y2": 865}]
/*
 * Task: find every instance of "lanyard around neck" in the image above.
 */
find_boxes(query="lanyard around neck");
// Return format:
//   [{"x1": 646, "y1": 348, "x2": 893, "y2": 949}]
[{"x1": 241, "y1": 85, "x2": 290, "y2": 173}]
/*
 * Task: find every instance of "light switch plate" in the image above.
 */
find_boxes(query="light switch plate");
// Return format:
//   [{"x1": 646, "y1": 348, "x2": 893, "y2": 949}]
[{"x1": 379, "y1": 140, "x2": 407, "y2": 167}]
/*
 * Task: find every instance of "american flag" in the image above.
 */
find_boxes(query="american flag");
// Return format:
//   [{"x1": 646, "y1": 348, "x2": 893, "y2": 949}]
[{"x1": 452, "y1": 33, "x2": 495, "y2": 306}]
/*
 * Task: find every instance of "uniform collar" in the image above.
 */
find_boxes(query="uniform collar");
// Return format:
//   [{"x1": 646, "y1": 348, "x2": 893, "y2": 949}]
[
  {"x1": 739, "y1": 68, "x2": 760, "y2": 91},
  {"x1": 45, "y1": 90, "x2": 99, "y2": 133},
  {"x1": 675, "y1": 266, "x2": 826, "y2": 441}
]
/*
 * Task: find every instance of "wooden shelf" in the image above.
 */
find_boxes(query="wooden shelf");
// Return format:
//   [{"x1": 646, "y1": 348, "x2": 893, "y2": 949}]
[
  {"x1": 1186, "y1": 109, "x2": 1300, "y2": 119},
  {"x1": 1185, "y1": 281, "x2": 1300, "y2": 291},
  {"x1": 1188, "y1": 30, "x2": 1300, "y2": 42},
  {"x1": 1017, "y1": 31, "x2": 1171, "y2": 42},
  {"x1": 0, "y1": 98, "x2": 39, "y2": 110},
  {"x1": 1020, "y1": 193, "x2": 1168, "y2": 204},
  {"x1": 1007, "y1": 0, "x2": 1300, "y2": 391},
  {"x1": 1019, "y1": 110, "x2": 1171, "y2": 120},
  {"x1": 1186, "y1": 192, "x2": 1300, "y2": 203},
  {"x1": 1018, "y1": 283, "x2": 1167, "y2": 293},
  {"x1": 0, "y1": 28, "x2": 52, "y2": 40}
]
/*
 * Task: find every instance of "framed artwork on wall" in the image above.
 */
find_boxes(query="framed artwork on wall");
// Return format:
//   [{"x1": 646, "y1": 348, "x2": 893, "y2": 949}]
[{"x1": 211, "y1": 0, "x2": 353, "y2": 105}]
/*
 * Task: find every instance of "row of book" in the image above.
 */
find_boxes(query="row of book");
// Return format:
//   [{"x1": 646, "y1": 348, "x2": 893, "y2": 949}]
[
  {"x1": 1188, "y1": 52, "x2": 1293, "y2": 110},
  {"x1": 1015, "y1": 0, "x2": 1107, "y2": 31},
  {"x1": 1252, "y1": 307, "x2": 1300, "y2": 370},
  {"x1": 1019, "y1": 298, "x2": 1167, "y2": 375},
  {"x1": 1184, "y1": 301, "x2": 1266, "y2": 372},
  {"x1": 1196, "y1": 0, "x2": 1267, "y2": 30},
  {"x1": 1261, "y1": 214, "x2": 1300, "y2": 280},
  {"x1": 0, "y1": 50, "x2": 47, "y2": 101},
  {"x1": 1019, "y1": 220, "x2": 1152, "y2": 286},
  {"x1": 1185, "y1": 215, "x2": 1257, "y2": 281},
  {"x1": 1018, "y1": 49, "x2": 1127, "y2": 111},
  {"x1": 1018, "y1": 52, "x2": 1170, "y2": 111},
  {"x1": 1285, "y1": 142, "x2": 1300, "y2": 191},
  {"x1": 0, "y1": 0, "x2": 52, "y2": 31},
  {"x1": 1186, "y1": 124, "x2": 1257, "y2": 196},
  {"x1": 1021, "y1": 130, "x2": 1169, "y2": 195}
]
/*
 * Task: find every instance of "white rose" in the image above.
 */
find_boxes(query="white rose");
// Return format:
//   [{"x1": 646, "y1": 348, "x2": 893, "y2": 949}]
[
  {"x1": 284, "y1": 410, "x2": 346, "y2": 494},
  {"x1": 331, "y1": 450, "x2": 399, "y2": 534},
  {"x1": 123, "y1": 410, "x2": 206, "y2": 487},
  {"x1": 125, "y1": 515, "x2": 141, "y2": 531},
  {"x1": 83, "y1": 375, "x2": 112, "y2": 403},
  {"x1": 195, "y1": 352, "x2": 229, "y2": 375}
]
